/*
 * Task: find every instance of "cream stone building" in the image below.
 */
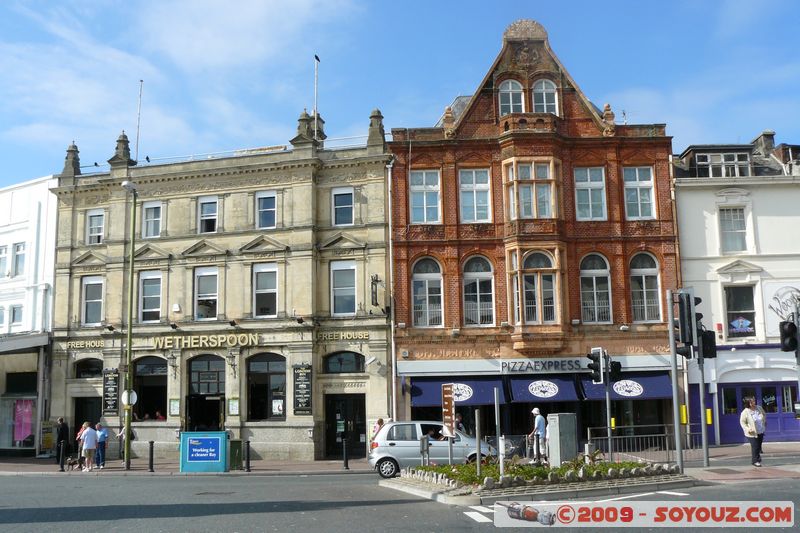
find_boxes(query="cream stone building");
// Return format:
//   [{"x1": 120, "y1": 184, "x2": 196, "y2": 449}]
[{"x1": 50, "y1": 110, "x2": 392, "y2": 460}]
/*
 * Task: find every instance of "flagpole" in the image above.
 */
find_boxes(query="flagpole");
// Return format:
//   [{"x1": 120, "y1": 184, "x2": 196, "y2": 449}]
[
  {"x1": 313, "y1": 55, "x2": 320, "y2": 141},
  {"x1": 135, "y1": 80, "x2": 143, "y2": 162}
]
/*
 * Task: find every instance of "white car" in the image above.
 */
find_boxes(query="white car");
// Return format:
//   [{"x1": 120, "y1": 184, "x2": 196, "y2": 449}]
[{"x1": 368, "y1": 420, "x2": 496, "y2": 478}]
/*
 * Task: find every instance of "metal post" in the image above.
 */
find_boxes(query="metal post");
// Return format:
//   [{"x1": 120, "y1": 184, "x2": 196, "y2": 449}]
[
  {"x1": 245, "y1": 440, "x2": 251, "y2": 472},
  {"x1": 122, "y1": 183, "x2": 137, "y2": 471},
  {"x1": 475, "y1": 409, "x2": 481, "y2": 478},
  {"x1": 604, "y1": 350, "x2": 613, "y2": 463},
  {"x1": 697, "y1": 344, "x2": 709, "y2": 467},
  {"x1": 342, "y1": 432, "x2": 349, "y2": 470},
  {"x1": 58, "y1": 441, "x2": 65, "y2": 472},
  {"x1": 493, "y1": 387, "x2": 501, "y2": 443},
  {"x1": 667, "y1": 289, "x2": 684, "y2": 473},
  {"x1": 499, "y1": 435, "x2": 505, "y2": 478},
  {"x1": 447, "y1": 436, "x2": 453, "y2": 465},
  {"x1": 148, "y1": 441, "x2": 154, "y2": 472}
]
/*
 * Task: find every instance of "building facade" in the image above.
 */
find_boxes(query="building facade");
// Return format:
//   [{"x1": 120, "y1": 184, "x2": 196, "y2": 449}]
[
  {"x1": 0, "y1": 176, "x2": 57, "y2": 456},
  {"x1": 50, "y1": 110, "x2": 392, "y2": 460},
  {"x1": 388, "y1": 20, "x2": 680, "y2": 438},
  {"x1": 674, "y1": 130, "x2": 800, "y2": 444}
]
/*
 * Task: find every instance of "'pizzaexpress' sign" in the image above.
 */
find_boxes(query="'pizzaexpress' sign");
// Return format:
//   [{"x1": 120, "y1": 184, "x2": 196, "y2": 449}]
[{"x1": 500, "y1": 358, "x2": 584, "y2": 373}]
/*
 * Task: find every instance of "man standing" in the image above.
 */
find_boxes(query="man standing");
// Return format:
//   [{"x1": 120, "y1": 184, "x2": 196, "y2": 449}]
[
  {"x1": 80, "y1": 422, "x2": 98, "y2": 472},
  {"x1": 55, "y1": 417, "x2": 69, "y2": 464},
  {"x1": 95, "y1": 423, "x2": 109, "y2": 469},
  {"x1": 528, "y1": 407, "x2": 546, "y2": 462}
]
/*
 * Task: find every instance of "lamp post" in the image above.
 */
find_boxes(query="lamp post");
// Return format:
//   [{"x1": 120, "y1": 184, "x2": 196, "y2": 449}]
[{"x1": 121, "y1": 180, "x2": 137, "y2": 470}]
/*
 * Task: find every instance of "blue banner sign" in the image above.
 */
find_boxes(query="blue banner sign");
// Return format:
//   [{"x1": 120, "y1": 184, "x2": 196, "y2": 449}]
[
  {"x1": 179, "y1": 431, "x2": 228, "y2": 473},
  {"x1": 187, "y1": 437, "x2": 221, "y2": 462}
]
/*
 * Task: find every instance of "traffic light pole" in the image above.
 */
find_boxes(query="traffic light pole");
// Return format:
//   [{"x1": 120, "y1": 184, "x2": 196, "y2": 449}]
[
  {"x1": 666, "y1": 289, "x2": 684, "y2": 473},
  {"x1": 696, "y1": 343, "x2": 710, "y2": 467},
  {"x1": 604, "y1": 351, "x2": 612, "y2": 463}
]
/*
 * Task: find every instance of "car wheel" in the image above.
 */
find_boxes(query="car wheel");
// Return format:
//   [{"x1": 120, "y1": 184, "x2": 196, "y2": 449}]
[{"x1": 377, "y1": 458, "x2": 399, "y2": 478}]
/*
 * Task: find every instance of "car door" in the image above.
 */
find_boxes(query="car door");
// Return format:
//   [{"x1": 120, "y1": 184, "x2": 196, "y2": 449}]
[
  {"x1": 383, "y1": 423, "x2": 419, "y2": 468},
  {"x1": 420, "y1": 423, "x2": 451, "y2": 464}
]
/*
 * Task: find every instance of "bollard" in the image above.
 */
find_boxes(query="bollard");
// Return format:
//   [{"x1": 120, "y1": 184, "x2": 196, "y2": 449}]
[
  {"x1": 499, "y1": 435, "x2": 506, "y2": 478},
  {"x1": 535, "y1": 434, "x2": 541, "y2": 462},
  {"x1": 475, "y1": 409, "x2": 482, "y2": 478},
  {"x1": 342, "y1": 434, "x2": 349, "y2": 470},
  {"x1": 245, "y1": 440, "x2": 251, "y2": 472},
  {"x1": 148, "y1": 441, "x2": 154, "y2": 472},
  {"x1": 58, "y1": 441, "x2": 65, "y2": 472}
]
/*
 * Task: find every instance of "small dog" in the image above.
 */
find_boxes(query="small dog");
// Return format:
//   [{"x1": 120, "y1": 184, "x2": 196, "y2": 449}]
[{"x1": 65, "y1": 455, "x2": 86, "y2": 471}]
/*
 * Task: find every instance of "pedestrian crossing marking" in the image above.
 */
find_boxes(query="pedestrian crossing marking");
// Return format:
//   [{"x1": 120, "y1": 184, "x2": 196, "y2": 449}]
[
  {"x1": 464, "y1": 511, "x2": 493, "y2": 523},
  {"x1": 468, "y1": 505, "x2": 494, "y2": 513},
  {"x1": 657, "y1": 490, "x2": 689, "y2": 496}
]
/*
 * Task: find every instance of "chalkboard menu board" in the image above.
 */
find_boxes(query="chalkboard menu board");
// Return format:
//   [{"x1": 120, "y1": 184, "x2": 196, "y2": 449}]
[
  {"x1": 293, "y1": 364, "x2": 312, "y2": 415},
  {"x1": 103, "y1": 369, "x2": 120, "y2": 414}
]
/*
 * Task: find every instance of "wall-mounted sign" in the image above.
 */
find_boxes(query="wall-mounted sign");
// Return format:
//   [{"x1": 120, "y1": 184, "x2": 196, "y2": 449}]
[
  {"x1": 500, "y1": 358, "x2": 583, "y2": 373},
  {"x1": 67, "y1": 339, "x2": 105, "y2": 349},
  {"x1": 316, "y1": 331, "x2": 370, "y2": 341},
  {"x1": 528, "y1": 380, "x2": 559, "y2": 398},
  {"x1": 612, "y1": 380, "x2": 644, "y2": 397},
  {"x1": 442, "y1": 383, "x2": 455, "y2": 434},
  {"x1": 153, "y1": 333, "x2": 260, "y2": 350},
  {"x1": 102, "y1": 369, "x2": 119, "y2": 414},
  {"x1": 293, "y1": 364, "x2": 312, "y2": 415}
]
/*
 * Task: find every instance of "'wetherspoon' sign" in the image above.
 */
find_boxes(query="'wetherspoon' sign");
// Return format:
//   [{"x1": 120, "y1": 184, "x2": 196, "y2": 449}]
[{"x1": 153, "y1": 333, "x2": 260, "y2": 350}]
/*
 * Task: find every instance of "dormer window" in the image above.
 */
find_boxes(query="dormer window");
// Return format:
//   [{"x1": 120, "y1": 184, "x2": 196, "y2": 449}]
[
  {"x1": 533, "y1": 79, "x2": 557, "y2": 114},
  {"x1": 499, "y1": 80, "x2": 524, "y2": 116},
  {"x1": 696, "y1": 153, "x2": 750, "y2": 177}
]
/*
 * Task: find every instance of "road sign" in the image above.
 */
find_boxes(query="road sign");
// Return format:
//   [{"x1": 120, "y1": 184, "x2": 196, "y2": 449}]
[
  {"x1": 121, "y1": 390, "x2": 138, "y2": 406},
  {"x1": 442, "y1": 383, "x2": 455, "y2": 434}
]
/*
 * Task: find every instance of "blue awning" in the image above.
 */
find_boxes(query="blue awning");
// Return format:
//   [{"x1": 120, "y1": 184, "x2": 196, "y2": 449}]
[
  {"x1": 410, "y1": 377, "x2": 508, "y2": 407},
  {"x1": 510, "y1": 375, "x2": 579, "y2": 403},
  {"x1": 581, "y1": 371, "x2": 674, "y2": 401}
]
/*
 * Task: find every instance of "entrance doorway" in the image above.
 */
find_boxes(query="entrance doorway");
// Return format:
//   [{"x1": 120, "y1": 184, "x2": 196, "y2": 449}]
[
  {"x1": 187, "y1": 355, "x2": 226, "y2": 431},
  {"x1": 74, "y1": 396, "x2": 102, "y2": 430},
  {"x1": 187, "y1": 395, "x2": 224, "y2": 431},
  {"x1": 324, "y1": 393, "x2": 366, "y2": 458}
]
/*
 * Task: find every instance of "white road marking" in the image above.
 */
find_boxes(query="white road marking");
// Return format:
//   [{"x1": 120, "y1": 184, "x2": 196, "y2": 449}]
[
  {"x1": 464, "y1": 511, "x2": 493, "y2": 523},
  {"x1": 468, "y1": 505, "x2": 494, "y2": 513},
  {"x1": 657, "y1": 491, "x2": 689, "y2": 496},
  {"x1": 597, "y1": 492, "x2": 655, "y2": 502}
]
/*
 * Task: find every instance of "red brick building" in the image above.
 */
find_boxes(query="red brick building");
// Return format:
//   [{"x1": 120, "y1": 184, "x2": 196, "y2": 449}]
[{"x1": 388, "y1": 20, "x2": 679, "y2": 437}]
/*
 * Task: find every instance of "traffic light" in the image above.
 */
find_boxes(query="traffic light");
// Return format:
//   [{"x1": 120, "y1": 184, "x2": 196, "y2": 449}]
[
  {"x1": 587, "y1": 347, "x2": 603, "y2": 384},
  {"x1": 779, "y1": 321, "x2": 799, "y2": 352},
  {"x1": 677, "y1": 293, "x2": 702, "y2": 346},
  {"x1": 674, "y1": 319, "x2": 693, "y2": 359},
  {"x1": 609, "y1": 360, "x2": 622, "y2": 382},
  {"x1": 701, "y1": 329, "x2": 717, "y2": 359}
]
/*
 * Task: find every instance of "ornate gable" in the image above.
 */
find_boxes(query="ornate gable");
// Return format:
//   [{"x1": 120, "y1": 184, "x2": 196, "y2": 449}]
[
  {"x1": 72, "y1": 251, "x2": 108, "y2": 266},
  {"x1": 133, "y1": 243, "x2": 171, "y2": 261},
  {"x1": 239, "y1": 235, "x2": 290, "y2": 255},
  {"x1": 319, "y1": 232, "x2": 366, "y2": 251}
]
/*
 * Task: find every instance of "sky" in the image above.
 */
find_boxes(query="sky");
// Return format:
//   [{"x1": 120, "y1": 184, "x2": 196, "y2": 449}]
[{"x1": 0, "y1": 0, "x2": 798, "y2": 188}]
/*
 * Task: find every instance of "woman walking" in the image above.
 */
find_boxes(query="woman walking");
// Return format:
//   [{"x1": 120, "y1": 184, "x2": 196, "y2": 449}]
[{"x1": 739, "y1": 396, "x2": 766, "y2": 467}]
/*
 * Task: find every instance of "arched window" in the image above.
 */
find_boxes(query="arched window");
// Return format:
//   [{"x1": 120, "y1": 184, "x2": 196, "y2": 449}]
[
  {"x1": 522, "y1": 252, "x2": 557, "y2": 323},
  {"x1": 499, "y1": 79, "x2": 524, "y2": 116},
  {"x1": 580, "y1": 254, "x2": 611, "y2": 323},
  {"x1": 533, "y1": 79, "x2": 557, "y2": 114},
  {"x1": 463, "y1": 256, "x2": 494, "y2": 326},
  {"x1": 324, "y1": 351, "x2": 365, "y2": 373},
  {"x1": 75, "y1": 358, "x2": 103, "y2": 378},
  {"x1": 134, "y1": 356, "x2": 167, "y2": 420},
  {"x1": 247, "y1": 353, "x2": 286, "y2": 420},
  {"x1": 412, "y1": 258, "x2": 443, "y2": 327},
  {"x1": 630, "y1": 253, "x2": 661, "y2": 322}
]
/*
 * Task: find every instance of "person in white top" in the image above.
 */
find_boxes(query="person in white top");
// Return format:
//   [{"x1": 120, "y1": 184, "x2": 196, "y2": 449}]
[
  {"x1": 80, "y1": 422, "x2": 99, "y2": 472},
  {"x1": 739, "y1": 397, "x2": 767, "y2": 467}
]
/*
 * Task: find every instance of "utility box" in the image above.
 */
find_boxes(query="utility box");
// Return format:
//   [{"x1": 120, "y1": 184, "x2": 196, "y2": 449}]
[
  {"x1": 547, "y1": 413, "x2": 577, "y2": 467},
  {"x1": 229, "y1": 439, "x2": 243, "y2": 471}
]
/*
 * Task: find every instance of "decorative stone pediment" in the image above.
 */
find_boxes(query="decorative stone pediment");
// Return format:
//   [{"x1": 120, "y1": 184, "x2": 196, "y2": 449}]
[
  {"x1": 409, "y1": 154, "x2": 440, "y2": 168},
  {"x1": 181, "y1": 240, "x2": 227, "y2": 257},
  {"x1": 239, "y1": 235, "x2": 290, "y2": 254},
  {"x1": 716, "y1": 260, "x2": 763, "y2": 275},
  {"x1": 73, "y1": 251, "x2": 108, "y2": 266},
  {"x1": 133, "y1": 243, "x2": 171, "y2": 261},
  {"x1": 319, "y1": 232, "x2": 366, "y2": 250}
]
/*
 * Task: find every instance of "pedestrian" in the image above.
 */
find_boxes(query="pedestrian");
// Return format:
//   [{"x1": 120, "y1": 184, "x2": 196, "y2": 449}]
[
  {"x1": 455, "y1": 413, "x2": 466, "y2": 434},
  {"x1": 79, "y1": 422, "x2": 98, "y2": 472},
  {"x1": 95, "y1": 423, "x2": 109, "y2": 469},
  {"x1": 55, "y1": 417, "x2": 69, "y2": 464},
  {"x1": 76, "y1": 421, "x2": 88, "y2": 458},
  {"x1": 527, "y1": 407, "x2": 546, "y2": 462},
  {"x1": 372, "y1": 418, "x2": 385, "y2": 440},
  {"x1": 740, "y1": 396, "x2": 766, "y2": 467}
]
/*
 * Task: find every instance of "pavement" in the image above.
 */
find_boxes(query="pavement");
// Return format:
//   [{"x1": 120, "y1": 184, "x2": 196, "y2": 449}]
[
  {"x1": 683, "y1": 441, "x2": 800, "y2": 483},
  {"x1": 0, "y1": 455, "x2": 374, "y2": 476}
]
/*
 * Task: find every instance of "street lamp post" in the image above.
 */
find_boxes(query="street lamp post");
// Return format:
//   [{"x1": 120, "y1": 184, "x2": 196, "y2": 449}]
[{"x1": 121, "y1": 180, "x2": 137, "y2": 470}]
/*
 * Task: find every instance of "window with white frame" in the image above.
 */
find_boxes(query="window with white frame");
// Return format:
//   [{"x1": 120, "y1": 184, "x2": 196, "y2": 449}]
[
  {"x1": 463, "y1": 257, "x2": 494, "y2": 326},
  {"x1": 630, "y1": 253, "x2": 661, "y2": 322},
  {"x1": 0, "y1": 307, "x2": 4, "y2": 326},
  {"x1": 86, "y1": 209, "x2": 104, "y2": 245},
  {"x1": 521, "y1": 252, "x2": 556, "y2": 324},
  {"x1": 10, "y1": 305, "x2": 22, "y2": 325},
  {"x1": 331, "y1": 260, "x2": 356, "y2": 316},
  {"x1": 696, "y1": 153, "x2": 750, "y2": 177},
  {"x1": 533, "y1": 79, "x2": 557, "y2": 114},
  {"x1": 142, "y1": 201, "x2": 162, "y2": 238},
  {"x1": 459, "y1": 169, "x2": 491, "y2": 223},
  {"x1": 580, "y1": 254, "x2": 611, "y2": 323},
  {"x1": 510, "y1": 252, "x2": 520, "y2": 324},
  {"x1": 82, "y1": 276, "x2": 104, "y2": 326},
  {"x1": 574, "y1": 167, "x2": 607, "y2": 220},
  {"x1": 12, "y1": 243, "x2": 25, "y2": 277},
  {"x1": 623, "y1": 167, "x2": 655, "y2": 220},
  {"x1": 139, "y1": 271, "x2": 161, "y2": 323},
  {"x1": 409, "y1": 170, "x2": 440, "y2": 224},
  {"x1": 719, "y1": 207, "x2": 747, "y2": 253},
  {"x1": 194, "y1": 267, "x2": 218, "y2": 320},
  {"x1": 256, "y1": 191, "x2": 277, "y2": 229},
  {"x1": 412, "y1": 258, "x2": 442, "y2": 327},
  {"x1": 499, "y1": 79, "x2": 524, "y2": 116},
  {"x1": 198, "y1": 196, "x2": 218, "y2": 234},
  {"x1": 253, "y1": 263, "x2": 278, "y2": 318},
  {"x1": 332, "y1": 187, "x2": 354, "y2": 226},
  {"x1": 725, "y1": 285, "x2": 756, "y2": 338},
  {"x1": 506, "y1": 161, "x2": 554, "y2": 220},
  {"x1": 0, "y1": 246, "x2": 6, "y2": 278}
]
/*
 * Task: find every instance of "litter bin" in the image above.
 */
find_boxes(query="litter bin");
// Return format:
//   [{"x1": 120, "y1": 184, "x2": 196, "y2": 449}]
[{"x1": 229, "y1": 439, "x2": 243, "y2": 471}]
